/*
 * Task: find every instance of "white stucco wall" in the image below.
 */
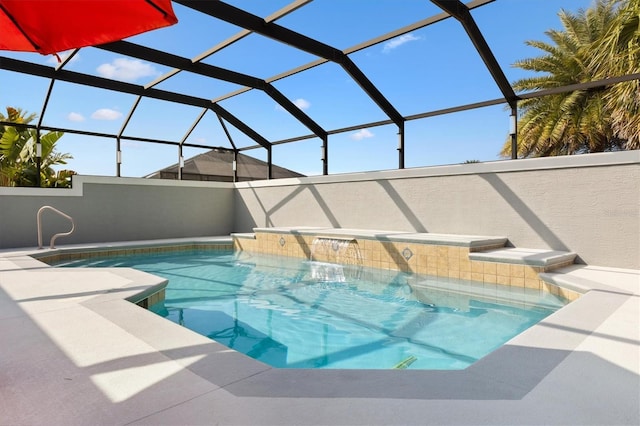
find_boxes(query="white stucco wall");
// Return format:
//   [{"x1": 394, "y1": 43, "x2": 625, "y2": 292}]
[
  {"x1": 2, "y1": 152, "x2": 637, "y2": 269},
  {"x1": 233, "y1": 151, "x2": 640, "y2": 269},
  {"x1": 0, "y1": 175, "x2": 235, "y2": 249}
]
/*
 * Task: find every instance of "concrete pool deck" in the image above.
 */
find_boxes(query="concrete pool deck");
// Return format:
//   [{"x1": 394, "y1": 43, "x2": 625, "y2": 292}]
[{"x1": 1, "y1": 238, "x2": 638, "y2": 425}]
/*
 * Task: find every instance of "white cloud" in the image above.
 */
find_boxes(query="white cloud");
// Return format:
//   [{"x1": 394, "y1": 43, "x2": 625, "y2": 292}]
[
  {"x1": 293, "y1": 98, "x2": 311, "y2": 110},
  {"x1": 96, "y1": 58, "x2": 159, "y2": 82},
  {"x1": 275, "y1": 98, "x2": 311, "y2": 112},
  {"x1": 383, "y1": 33, "x2": 420, "y2": 53},
  {"x1": 350, "y1": 129, "x2": 374, "y2": 141},
  {"x1": 67, "y1": 112, "x2": 85, "y2": 122},
  {"x1": 91, "y1": 108, "x2": 123, "y2": 120}
]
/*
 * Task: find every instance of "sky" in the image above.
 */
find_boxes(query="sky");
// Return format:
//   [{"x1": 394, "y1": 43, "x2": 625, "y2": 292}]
[{"x1": 0, "y1": 0, "x2": 597, "y2": 178}]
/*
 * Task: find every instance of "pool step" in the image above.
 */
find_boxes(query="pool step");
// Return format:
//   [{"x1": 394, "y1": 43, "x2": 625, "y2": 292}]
[
  {"x1": 470, "y1": 247, "x2": 577, "y2": 271},
  {"x1": 231, "y1": 232, "x2": 256, "y2": 240},
  {"x1": 538, "y1": 264, "x2": 639, "y2": 295},
  {"x1": 374, "y1": 232, "x2": 508, "y2": 250},
  {"x1": 538, "y1": 266, "x2": 595, "y2": 294}
]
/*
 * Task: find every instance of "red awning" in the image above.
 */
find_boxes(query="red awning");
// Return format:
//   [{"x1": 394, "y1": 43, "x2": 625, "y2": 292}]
[{"x1": 0, "y1": 0, "x2": 178, "y2": 55}]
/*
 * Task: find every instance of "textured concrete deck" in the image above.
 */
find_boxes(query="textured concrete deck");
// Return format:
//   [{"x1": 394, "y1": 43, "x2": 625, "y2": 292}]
[{"x1": 1, "y1": 239, "x2": 638, "y2": 425}]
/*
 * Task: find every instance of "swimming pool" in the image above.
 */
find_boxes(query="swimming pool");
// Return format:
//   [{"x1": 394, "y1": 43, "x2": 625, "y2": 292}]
[{"x1": 56, "y1": 249, "x2": 568, "y2": 370}]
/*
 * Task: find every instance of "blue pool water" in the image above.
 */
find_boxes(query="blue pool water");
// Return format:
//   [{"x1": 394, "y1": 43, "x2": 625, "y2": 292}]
[{"x1": 56, "y1": 250, "x2": 567, "y2": 370}]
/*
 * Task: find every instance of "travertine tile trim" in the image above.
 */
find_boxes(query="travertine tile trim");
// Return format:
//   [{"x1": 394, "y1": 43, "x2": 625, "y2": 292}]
[{"x1": 237, "y1": 231, "x2": 580, "y2": 302}]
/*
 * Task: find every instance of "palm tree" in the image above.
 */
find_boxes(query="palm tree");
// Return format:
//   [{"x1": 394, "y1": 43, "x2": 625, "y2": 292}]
[
  {"x1": 0, "y1": 107, "x2": 74, "y2": 187},
  {"x1": 502, "y1": 0, "x2": 636, "y2": 157},
  {"x1": 0, "y1": 107, "x2": 36, "y2": 185},
  {"x1": 591, "y1": 0, "x2": 640, "y2": 148}
]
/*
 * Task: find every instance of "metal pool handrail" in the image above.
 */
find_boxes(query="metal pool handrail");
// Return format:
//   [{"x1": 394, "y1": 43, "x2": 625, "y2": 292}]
[{"x1": 37, "y1": 205, "x2": 76, "y2": 249}]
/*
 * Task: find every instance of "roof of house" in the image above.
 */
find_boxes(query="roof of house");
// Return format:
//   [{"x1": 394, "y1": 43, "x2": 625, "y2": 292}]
[{"x1": 146, "y1": 149, "x2": 305, "y2": 182}]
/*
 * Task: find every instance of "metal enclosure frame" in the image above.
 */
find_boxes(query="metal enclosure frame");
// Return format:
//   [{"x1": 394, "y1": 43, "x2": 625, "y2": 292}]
[{"x1": 1, "y1": 0, "x2": 638, "y2": 183}]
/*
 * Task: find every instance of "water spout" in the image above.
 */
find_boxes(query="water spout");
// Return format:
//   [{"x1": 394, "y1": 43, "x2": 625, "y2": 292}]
[
  {"x1": 310, "y1": 236, "x2": 363, "y2": 266},
  {"x1": 308, "y1": 236, "x2": 364, "y2": 281}
]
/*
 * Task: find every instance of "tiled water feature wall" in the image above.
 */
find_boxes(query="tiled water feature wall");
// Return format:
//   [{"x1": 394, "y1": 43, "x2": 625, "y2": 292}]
[{"x1": 232, "y1": 228, "x2": 580, "y2": 302}]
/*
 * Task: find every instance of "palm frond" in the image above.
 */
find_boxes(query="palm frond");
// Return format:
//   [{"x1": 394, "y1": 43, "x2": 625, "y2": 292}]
[{"x1": 503, "y1": 0, "x2": 634, "y2": 158}]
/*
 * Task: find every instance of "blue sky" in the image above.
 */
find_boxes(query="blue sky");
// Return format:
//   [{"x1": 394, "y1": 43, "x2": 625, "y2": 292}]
[{"x1": 0, "y1": 0, "x2": 596, "y2": 178}]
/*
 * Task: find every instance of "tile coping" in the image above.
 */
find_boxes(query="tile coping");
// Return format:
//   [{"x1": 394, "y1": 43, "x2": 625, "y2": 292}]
[
  {"x1": 1, "y1": 236, "x2": 233, "y2": 258},
  {"x1": 250, "y1": 227, "x2": 509, "y2": 248}
]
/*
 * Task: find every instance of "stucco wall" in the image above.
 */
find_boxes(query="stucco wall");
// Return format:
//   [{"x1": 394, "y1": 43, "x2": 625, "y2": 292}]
[
  {"x1": 2, "y1": 152, "x2": 638, "y2": 269},
  {"x1": 0, "y1": 176, "x2": 235, "y2": 249},
  {"x1": 234, "y1": 151, "x2": 640, "y2": 269}
]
